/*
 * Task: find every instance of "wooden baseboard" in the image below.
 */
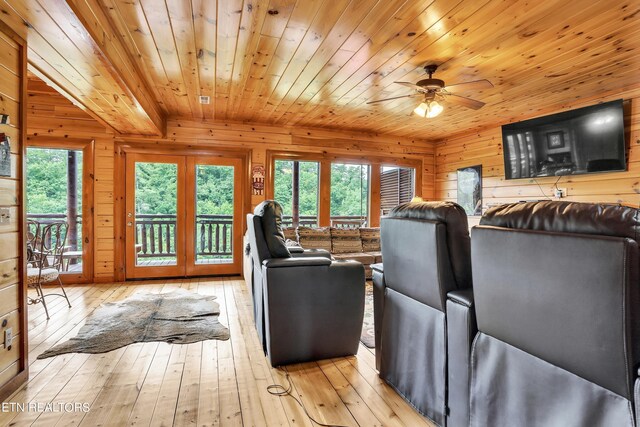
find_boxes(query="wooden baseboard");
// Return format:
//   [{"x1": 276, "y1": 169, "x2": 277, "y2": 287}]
[{"x1": 0, "y1": 369, "x2": 28, "y2": 402}]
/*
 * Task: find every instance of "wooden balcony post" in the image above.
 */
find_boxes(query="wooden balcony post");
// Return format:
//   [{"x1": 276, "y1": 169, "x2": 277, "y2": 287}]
[
  {"x1": 292, "y1": 160, "x2": 300, "y2": 227},
  {"x1": 67, "y1": 150, "x2": 78, "y2": 251},
  {"x1": 319, "y1": 160, "x2": 331, "y2": 227},
  {"x1": 369, "y1": 163, "x2": 381, "y2": 227}
]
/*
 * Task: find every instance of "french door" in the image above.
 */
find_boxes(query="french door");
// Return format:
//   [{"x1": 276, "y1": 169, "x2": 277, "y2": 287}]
[{"x1": 125, "y1": 153, "x2": 242, "y2": 279}]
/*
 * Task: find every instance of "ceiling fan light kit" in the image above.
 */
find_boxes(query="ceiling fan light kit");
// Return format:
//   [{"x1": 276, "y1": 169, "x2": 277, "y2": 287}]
[
  {"x1": 414, "y1": 100, "x2": 443, "y2": 118},
  {"x1": 367, "y1": 64, "x2": 493, "y2": 118}
]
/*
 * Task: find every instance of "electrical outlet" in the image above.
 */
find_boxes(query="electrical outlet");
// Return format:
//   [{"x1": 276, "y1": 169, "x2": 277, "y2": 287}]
[
  {"x1": 554, "y1": 188, "x2": 568, "y2": 198},
  {"x1": 4, "y1": 328, "x2": 12, "y2": 349},
  {"x1": 0, "y1": 208, "x2": 9, "y2": 224}
]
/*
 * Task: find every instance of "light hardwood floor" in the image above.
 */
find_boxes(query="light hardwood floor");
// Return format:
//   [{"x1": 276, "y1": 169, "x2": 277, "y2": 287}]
[{"x1": 1, "y1": 278, "x2": 433, "y2": 427}]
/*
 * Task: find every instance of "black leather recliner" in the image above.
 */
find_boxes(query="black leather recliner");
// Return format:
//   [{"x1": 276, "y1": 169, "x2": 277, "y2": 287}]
[
  {"x1": 372, "y1": 201, "x2": 472, "y2": 426},
  {"x1": 465, "y1": 201, "x2": 640, "y2": 426},
  {"x1": 246, "y1": 200, "x2": 365, "y2": 367}
]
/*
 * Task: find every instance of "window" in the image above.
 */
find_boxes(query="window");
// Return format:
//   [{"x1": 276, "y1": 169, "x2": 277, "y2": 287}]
[
  {"x1": 330, "y1": 163, "x2": 369, "y2": 227},
  {"x1": 380, "y1": 166, "x2": 415, "y2": 215},
  {"x1": 274, "y1": 160, "x2": 319, "y2": 226},
  {"x1": 26, "y1": 147, "x2": 84, "y2": 274}
]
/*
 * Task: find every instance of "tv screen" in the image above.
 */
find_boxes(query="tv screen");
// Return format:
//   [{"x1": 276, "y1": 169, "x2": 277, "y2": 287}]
[{"x1": 501, "y1": 99, "x2": 626, "y2": 180}]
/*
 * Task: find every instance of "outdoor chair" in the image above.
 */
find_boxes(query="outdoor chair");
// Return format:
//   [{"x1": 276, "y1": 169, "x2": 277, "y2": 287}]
[{"x1": 27, "y1": 222, "x2": 72, "y2": 319}]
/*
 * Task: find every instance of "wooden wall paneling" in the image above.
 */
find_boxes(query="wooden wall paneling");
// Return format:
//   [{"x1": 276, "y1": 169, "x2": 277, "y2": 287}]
[
  {"x1": 369, "y1": 164, "x2": 381, "y2": 227},
  {"x1": 113, "y1": 143, "x2": 126, "y2": 282},
  {"x1": 0, "y1": 17, "x2": 27, "y2": 402},
  {"x1": 319, "y1": 159, "x2": 331, "y2": 227},
  {"x1": 26, "y1": 64, "x2": 117, "y2": 133},
  {"x1": 435, "y1": 89, "x2": 640, "y2": 209},
  {"x1": 94, "y1": 138, "x2": 116, "y2": 281}
]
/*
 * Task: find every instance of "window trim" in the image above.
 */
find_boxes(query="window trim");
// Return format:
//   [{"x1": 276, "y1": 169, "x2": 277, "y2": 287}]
[{"x1": 266, "y1": 150, "x2": 422, "y2": 227}]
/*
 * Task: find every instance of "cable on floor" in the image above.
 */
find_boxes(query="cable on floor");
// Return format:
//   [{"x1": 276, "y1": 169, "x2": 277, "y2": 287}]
[{"x1": 267, "y1": 368, "x2": 351, "y2": 427}]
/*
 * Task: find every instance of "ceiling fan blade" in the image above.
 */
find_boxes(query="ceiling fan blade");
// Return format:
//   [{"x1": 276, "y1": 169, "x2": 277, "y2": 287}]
[
  {"x1": 444, "y1": 93, "x2": 486, "y2": 110},
  {"x1": 444, "y1": 79, "x2": 493, "y2": 93},
  {"x1": 366, "y1": 94, "x2": 418, "y2": 104},
  {"x1": 394, "y1": 81, "x2": 426, "y2": 91}
]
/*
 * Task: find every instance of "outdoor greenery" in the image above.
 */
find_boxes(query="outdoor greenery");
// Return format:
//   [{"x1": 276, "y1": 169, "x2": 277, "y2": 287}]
[
  {"x1": 330, "y1": 163, "x2": 369, "y2": 217},
  {"x1": 26, "y1": 148, "x2": 83, "y2": 214},
  {"x1": 274, "y1": 160, "x2": 319, "y2": 218},
  {"x1": 274, "y1": 160, "x2": 369, "y2": 220},
  {"x1": 134, "y1": 163, "x2": 235, "y2": 215}
]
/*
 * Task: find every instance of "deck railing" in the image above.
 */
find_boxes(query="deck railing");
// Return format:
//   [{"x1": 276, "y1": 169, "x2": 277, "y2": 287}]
[
  {"x1": 27, "y1": 213, "x2": 82, "y2": 250},
  {"x1": 27, "y1": 213, "x2": 368, "y2": 260},
  {"x1": 135, "y1": 214, "x2": 234, "y2": 259},
  {"x1": 280, "y1": 215, "x2": 367, "y2": 228}
]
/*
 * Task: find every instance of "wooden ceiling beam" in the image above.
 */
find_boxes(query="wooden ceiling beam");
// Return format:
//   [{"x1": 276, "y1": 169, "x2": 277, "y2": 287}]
[
  {"x1": 1, "y1": 0, "x2": 165, "y2": 136},
  {"x1": 63, "y1": 0, "x2": 165, "y2": 135}
]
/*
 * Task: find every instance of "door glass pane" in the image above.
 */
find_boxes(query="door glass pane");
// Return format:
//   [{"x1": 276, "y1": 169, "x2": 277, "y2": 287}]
[
  {"x1": 330, "y1": 163, "x2": 369, "y2": 228},
  {"x1": 26, "y1": 147, "x2": 83, "y2": 274},
  {"x1": 195, "y1": 164, "x2": 234, "y2": 264},
  {"x1": 274, "y1": 160, "x2": 319, "y2": 226},
  {"x1": 135, "y1": 162, "x2": 178, "y2": 266}
]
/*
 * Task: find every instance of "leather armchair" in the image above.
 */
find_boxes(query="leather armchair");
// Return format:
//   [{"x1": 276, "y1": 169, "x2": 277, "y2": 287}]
[
  {"x1": 246, "y1": 200, "x2": 365, "y2": 367},
  {"x1": 373, "y1": 201, "x2": 472, "y2": 426},
  {"x1": 469, "y1": 201, "x2": 640, "y2": 426}
]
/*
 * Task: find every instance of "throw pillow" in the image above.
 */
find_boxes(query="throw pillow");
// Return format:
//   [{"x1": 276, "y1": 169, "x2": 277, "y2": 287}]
[
  {"x1": 282, "y1": 227, "x2": 297, "y2": 243},
  {"x1": 297, "y1": 226, "x2": 332, "y2": 252},
  {"x1": 360, "y1": 227, "x2": 381, "y2": 252},
  {"x1": 331, "y1": 227, "x2": 363, "y2": 254}
]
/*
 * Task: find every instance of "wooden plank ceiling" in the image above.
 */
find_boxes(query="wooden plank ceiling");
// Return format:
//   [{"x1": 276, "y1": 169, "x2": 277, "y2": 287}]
[{"x1": 2, "y1": 0, "x2": 639, "y2": 138}]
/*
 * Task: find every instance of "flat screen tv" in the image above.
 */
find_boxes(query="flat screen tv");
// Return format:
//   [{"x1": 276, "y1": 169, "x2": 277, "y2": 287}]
[{"x1": 501, "y1": 99, "x2": 626, "y2": 179}]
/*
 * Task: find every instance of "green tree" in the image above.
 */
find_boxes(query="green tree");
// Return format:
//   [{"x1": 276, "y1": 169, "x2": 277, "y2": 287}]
[
  {"x1": 26, "y1": 148, "x2": 82, "y2": 214},
  {"x1": 274, "y1": 160, "x2": 369, "y2": 220}
]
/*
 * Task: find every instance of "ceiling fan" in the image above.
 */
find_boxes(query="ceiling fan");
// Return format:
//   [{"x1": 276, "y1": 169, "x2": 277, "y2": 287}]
[{"x1": 366, "y1": 64, "x2": 493, "y2": 118}]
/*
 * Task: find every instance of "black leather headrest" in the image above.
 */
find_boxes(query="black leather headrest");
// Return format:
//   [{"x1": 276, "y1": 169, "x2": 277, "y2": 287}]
[
  {"x1": 389, "y1": 201, "x2": 468, "y2": 223},
  {"x1": 389, "y1": 201, "x2": 471, "y2": 288},
  {"x1": 481, "y1": 201, "x2": 640, "y2": 242},
  {"x1": 253, "y1": 200, "x2": 291, "y2": 258}
]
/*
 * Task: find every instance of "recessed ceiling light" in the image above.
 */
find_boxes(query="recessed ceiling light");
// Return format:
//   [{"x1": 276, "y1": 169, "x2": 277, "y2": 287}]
[{"x1": 199, "y1": 95, "x2": 210, "y2": 104}]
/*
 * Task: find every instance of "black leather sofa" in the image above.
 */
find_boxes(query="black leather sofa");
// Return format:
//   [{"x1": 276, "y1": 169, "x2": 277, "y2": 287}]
[
  {"x1": 372, "y1": 201, "x2": 472, "y2": 426},
  {"x1": 460, "y1": 201, "x2": 640, "y2": 426},
  {"x1": 246, "y1": 200, "x2": 366, "y2": 367}
]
